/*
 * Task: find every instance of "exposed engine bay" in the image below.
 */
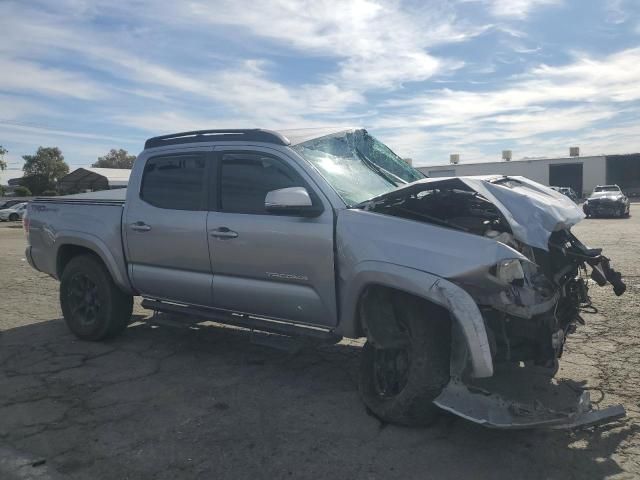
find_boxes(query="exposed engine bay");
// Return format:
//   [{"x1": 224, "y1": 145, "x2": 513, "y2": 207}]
[{"x1": 360, "y1": 175, "x2": 627, "y2": 428}]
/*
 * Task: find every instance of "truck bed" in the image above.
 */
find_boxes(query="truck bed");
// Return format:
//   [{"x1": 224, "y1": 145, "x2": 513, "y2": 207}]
[{"x1": 27, "y1": 190, "x2": 132, "y2": 293}]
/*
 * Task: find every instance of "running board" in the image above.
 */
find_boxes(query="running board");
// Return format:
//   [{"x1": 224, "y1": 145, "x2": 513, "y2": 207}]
[{"x1": 141, "y1": 299, "x2": 340, "y2": 343}]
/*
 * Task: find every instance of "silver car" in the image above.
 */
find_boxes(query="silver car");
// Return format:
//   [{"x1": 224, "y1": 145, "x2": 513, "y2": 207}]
[
  {"x1": 0, "y1": 202, "x2": 28, "y2": 221},
  {"x1": 583, "y1": 184, "x2": 630, "y2": 218}
]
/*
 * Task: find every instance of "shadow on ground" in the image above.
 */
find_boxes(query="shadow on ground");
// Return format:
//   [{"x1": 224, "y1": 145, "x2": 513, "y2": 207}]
[{"x1": 0, "y1": 317, "x2": 636, "y2": 479}]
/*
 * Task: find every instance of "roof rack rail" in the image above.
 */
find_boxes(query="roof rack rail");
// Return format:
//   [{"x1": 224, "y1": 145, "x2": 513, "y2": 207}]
[{"x1": 144, "y1": 129, "x2": 290, "y2": 149}]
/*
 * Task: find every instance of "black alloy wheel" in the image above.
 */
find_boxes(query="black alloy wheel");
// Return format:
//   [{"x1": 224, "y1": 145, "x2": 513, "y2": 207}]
[
  {"x1": 372, "y1": 345, "x2": 411, "y2": 398},
  {"x1": 60, "y1": 254, "x2": 133, "y2": 341},
  {"x1": 66, "y1": 273, "x2": 102, "y2": 329}
]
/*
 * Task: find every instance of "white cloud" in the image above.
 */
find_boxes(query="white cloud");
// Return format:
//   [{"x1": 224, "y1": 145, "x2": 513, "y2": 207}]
[
  {"x1": 383, "y1": 47, "x2": 640, "y2": 126},
  {"x1": 0, "y1": 8, "x2": 366, "y2": 125},
  {"x1": 606, "y1": 0, "x2": 628, "y2": 24},
  {"x1": 0, "y1": 95, "x2": 51, "y2": 121},
  {"x1": 0, "y1": 122, "x2": 134, "y2": 143},
  {"x1": 186, "y1": 0, "x2": 484, "y2": 89},
  {"x1": 484, "y1": 0, "x2": 562, "y2": 18},
  {"x1": 0, "y1": 57, "x2": 104, "y2": 100}
]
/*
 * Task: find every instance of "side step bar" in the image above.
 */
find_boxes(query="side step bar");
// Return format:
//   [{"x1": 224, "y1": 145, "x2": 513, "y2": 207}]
[{"x1": 141, "y1": 299, "x2": 341, "y2": 343}]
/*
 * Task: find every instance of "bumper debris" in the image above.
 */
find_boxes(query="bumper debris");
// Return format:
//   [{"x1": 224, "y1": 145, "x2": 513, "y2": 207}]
[{"x1": 434, "y1": 375, "x2": 626, "y2": 430}]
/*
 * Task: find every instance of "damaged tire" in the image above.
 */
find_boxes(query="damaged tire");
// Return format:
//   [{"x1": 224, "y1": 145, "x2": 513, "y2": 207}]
[
  {"x1": 359, "y1": 293, "x2": 451, "y2": 427},
  {"x1": 60, "y1": 254, "x2": 133, "y2": 341}
]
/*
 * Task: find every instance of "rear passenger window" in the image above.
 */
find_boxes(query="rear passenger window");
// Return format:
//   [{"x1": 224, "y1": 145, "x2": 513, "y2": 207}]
[
  {"x1": 141, "y1": 154, "x2": 206, "y2": 210},
  {"x1": 220, "y1": 153, "x2": 303, "y2": 214}
]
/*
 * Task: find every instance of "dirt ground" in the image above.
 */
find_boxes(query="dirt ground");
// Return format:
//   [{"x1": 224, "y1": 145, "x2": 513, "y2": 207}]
[{"x1": 0, "y1": 208, "x2": 639, "y2": 480}]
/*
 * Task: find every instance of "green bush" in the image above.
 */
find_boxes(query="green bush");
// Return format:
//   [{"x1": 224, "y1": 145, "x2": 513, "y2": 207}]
[{"x1": 13, "y1": 186, "x2": 32, "y2": 197}]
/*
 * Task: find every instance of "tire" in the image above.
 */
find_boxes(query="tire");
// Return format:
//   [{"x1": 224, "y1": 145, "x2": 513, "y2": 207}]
[
  {"x1": 358, "y1": 296, "x2": 451, "y2": 427},
  {"x1": 8, "y1": 213, "x2": 18, "y2": 221},
  {"x1": 60, "y1": 254, "x2": 133, "y2": 341}
]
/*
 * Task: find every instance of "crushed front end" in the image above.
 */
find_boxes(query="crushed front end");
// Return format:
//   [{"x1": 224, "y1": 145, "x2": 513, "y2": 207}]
[
  {"x1": 440, "y1": 229, "x2": 627, "y2": 429},
  {"x1": 361, "y1": 175, "x2": 627, "y2": 429}
]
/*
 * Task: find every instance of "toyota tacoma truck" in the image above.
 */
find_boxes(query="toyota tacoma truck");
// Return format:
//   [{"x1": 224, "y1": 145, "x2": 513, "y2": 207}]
[{"x1": 25, "y1": 128, "x2": 627, "y2": 429}]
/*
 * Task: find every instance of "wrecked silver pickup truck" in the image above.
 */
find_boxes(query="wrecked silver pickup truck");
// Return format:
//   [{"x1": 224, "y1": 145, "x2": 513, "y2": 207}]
[{"x1": 26, "y1": 128, "x2": 626, "y2": 429}]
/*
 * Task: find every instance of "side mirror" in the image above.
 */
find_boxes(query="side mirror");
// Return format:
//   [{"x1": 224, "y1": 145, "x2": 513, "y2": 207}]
[{"x1": 265, "y1": 187, "x2": 323, "y2": 217}]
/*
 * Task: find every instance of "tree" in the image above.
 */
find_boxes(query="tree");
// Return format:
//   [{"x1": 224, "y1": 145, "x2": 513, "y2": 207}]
[
  {"x1": 22, "y1": 147, "x2": 69, "y2": 194},
  {"x1": 0, "y1": 146, "x2": 7, "y2": 171},
  {"x1": 92, "y1": 149, "x2": 136, "y2": 169},
  {"x1": 21, "y1": 175, "x2": 51, "y2": 196},
  {"x1": 14, "y1": 186, "x2": 32, "y2": 197}
]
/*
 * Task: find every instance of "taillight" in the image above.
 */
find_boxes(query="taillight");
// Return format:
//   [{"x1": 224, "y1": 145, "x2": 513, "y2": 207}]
[{"x1": 23, "y1": 212, "x2": 30, "y2": 235}]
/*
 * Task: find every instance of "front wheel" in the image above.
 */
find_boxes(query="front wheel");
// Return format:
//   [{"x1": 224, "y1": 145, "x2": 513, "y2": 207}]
[
  {"x1": 8, "y1": 213, "x2": 18, "y2": 221},
  {"x1": 60, "y1": 254, "x2": 133, "y2": 341},
  {"x1": 358, "y1": 297, "x2": 451, "y2": 426},
  {"x1": 618, "y1": 206, "x2": 626, "y2": 218}
]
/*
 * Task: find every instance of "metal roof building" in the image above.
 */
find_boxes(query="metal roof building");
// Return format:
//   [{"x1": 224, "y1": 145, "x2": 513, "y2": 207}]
[
  {"x1": 418, "y1": 152, "x2": 640, "y2": 198},
  {"x1": 57, "y1": 168, "x2": 131, "y2": 193}
]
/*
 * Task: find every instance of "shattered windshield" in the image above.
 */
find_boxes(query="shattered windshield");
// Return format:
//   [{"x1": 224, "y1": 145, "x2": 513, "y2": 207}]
[
  {"x1": 292, "y1": 129, "x2": 424, "y2": 206},
  {"x1": 594, "y1": 186, "x2": 620, "y2": 192}
]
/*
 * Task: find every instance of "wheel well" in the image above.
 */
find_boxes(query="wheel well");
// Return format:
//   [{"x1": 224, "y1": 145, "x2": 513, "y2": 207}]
[
  {"x1": 56, "y1": 245, "x2": 102, "y2": 278},
  {"x1": 357, "y1": 285, "x2": 449, "y2": 346}
]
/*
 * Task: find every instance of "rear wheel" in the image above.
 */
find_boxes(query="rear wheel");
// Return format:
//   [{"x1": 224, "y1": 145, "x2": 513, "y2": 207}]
[
  {"x1": 359, "y1": 295, "x2": 451, "y2": 426},
  {"x1": 8, "y1": 213, "x2": 18, "y2": 221},
  {"x1": 60, "y1": 255, "x2": 133, "y2": 341}
]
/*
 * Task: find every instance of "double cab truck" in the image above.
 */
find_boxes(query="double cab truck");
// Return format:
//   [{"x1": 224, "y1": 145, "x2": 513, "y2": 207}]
[{"x1": 25, "y1": 128, "x2": 627, "y2": 429}]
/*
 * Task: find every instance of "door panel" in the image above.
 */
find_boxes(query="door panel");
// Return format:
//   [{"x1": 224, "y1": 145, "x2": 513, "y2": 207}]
[
  {"x1": 124, "y1": 151, "x2": 212, "y2": 306},
  {"x1": 207, "y1": 148, "x2": 337, "y2": 327},
  {"x1": 208, "y1": 212, "x2": 336, "y2": 325}
]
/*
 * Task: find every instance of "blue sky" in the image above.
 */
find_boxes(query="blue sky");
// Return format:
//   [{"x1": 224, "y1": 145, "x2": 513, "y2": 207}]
[{"x1": 1, "y1": 0, "x2": 640, "y2": 182}]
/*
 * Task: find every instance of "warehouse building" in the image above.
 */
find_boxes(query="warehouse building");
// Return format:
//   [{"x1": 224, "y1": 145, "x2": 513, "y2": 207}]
[{"x1": 418, "y1": 150, "x2": 640, "y2": 198}]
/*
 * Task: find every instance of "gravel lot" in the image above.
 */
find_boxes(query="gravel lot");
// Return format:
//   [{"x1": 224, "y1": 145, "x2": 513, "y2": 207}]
[{"x1": 1, "y1": 209, "x2": 639, "y2": 479}]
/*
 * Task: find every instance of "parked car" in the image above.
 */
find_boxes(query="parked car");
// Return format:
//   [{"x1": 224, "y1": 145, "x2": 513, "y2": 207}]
[
  {"x1": 559, "y1": 187, "x2": 578, "y2": 202},
  {"x1": 583, "y1": 185, "x2": 630, "y2": 218},
  {"x1": 0, "y1": 202, "x2": 28, "y2": 221},
  {"x1": 550, "y1": 186, "x2": 578, "y2": 202},
  {"x1": 0, "y1": 199, "x2": 26, "y2": 210},
  {"x1": 25, "y1": 128, "x2": 627, "y2": 429}
]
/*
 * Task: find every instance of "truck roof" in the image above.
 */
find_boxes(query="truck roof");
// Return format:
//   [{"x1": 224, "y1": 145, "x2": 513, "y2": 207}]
[{"x1": 144, "y1": 127, "x2": 356, "y2": 150}]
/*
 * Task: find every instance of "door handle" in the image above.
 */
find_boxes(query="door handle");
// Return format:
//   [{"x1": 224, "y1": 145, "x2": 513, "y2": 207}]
[
  {"x1": 209, "y1": 227, "x2": 238, "y2": 239},
  {"x1": 130, "y1": 221, "x2": 152, "y2": 232}
]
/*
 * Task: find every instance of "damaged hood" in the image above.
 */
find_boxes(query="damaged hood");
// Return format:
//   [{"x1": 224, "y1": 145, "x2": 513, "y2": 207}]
[
  {"x1": 588, "y1": 192, "x2": 624, "y2": 201},
  {"x1": 368, "y1": 175, "x2": 584, "y2": 251}
]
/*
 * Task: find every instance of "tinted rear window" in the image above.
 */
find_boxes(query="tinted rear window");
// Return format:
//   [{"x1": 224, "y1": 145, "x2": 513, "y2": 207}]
[{"x1": 141, "y1": 154, "x2": 206, "y2": 210}]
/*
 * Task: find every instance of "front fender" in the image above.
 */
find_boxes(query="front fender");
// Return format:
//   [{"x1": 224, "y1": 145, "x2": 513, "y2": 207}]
[{"x1": 338, "y1": 260, "x2": 493, "y2": 378}]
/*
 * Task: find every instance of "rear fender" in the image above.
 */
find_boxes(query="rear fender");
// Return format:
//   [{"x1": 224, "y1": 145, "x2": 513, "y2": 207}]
[{"x1": 55, "y1": 231, "x2": 134, "y2": 294}]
